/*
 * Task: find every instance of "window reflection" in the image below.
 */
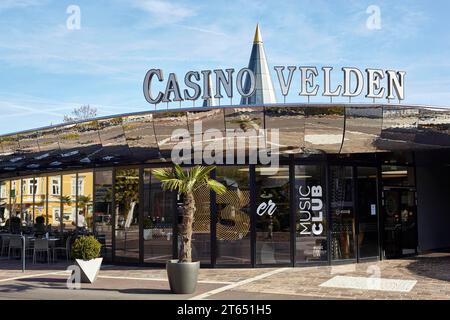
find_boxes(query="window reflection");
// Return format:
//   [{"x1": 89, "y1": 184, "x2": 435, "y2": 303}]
[
  {"x1": 48, "y1": 175, "x2": 61, "y2": 231},
  {"x1": 215, "y1": 166, "x2": 251, "y2": 265},
  {"x1": 62, "y1": 174, "x2": 77, "y2": 231},
  {"x1": 330, "y1": 166, "x2": 356, "y2": 261},
  {"x1": 94, "y1": 169, "x2": 113, "y2": 259},
  {"x1": 77, "y1": 171, "x2": 94, "y2": 232},
  {"x1": 382, "y1": 165, "x2": 415, "y2": 186},
  {"x1": 256, "y1": 166, "x2": 291, "y2": 265},
  {"x1": 0, "y1": 181, "x2": 9, "y2": 230},
  {"x1": 143, "y1": 168, "x2": 175, "y2": 264},
  {"x1": 191, "y1": 184, "x2": 212, "y2": 264},
  {"x1": 10, "y1": 179, "x2": 22, "y2": 227},
  {"x1": 114, "y1": 168, "x2": 140, "y2": 262}
]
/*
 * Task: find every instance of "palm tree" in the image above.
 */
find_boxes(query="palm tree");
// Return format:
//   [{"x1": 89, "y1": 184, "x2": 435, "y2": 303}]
[{"x1": 152, "y1": 164, "x2": 226, "y2": 263}]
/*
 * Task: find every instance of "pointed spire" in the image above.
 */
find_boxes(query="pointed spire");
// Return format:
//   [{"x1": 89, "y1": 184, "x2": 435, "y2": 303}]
[
  {"x1": 241, "y1": 24, "x2": 277, "y2": 105},
  {"x1": 202, "y1": 72, "x2": 216, "y2": 107},
  {"x1": 253, "y1": 23, "x2": 262, "y2": 43}
]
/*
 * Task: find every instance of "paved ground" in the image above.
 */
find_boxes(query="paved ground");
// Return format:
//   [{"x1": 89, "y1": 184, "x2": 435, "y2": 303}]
[{"x1": 0, "y1": 252, "x2": 450, "y2": 300}]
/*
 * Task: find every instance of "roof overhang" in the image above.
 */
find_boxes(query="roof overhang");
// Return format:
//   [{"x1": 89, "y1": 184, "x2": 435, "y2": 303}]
[{"x1": 1, "y1": 103, "x2": 449, "y2": 178}]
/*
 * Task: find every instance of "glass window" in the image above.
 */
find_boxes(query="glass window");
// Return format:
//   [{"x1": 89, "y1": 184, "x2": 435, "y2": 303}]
[
  {"x1": 191, "y1": 184, "x2": 212, "y2": 264},
  {"x1": 48, "y1": 175, "x2": 61, "y2": 231},
  {"x1": 62, "y1": 174, "x2": 77, "y2": 231},
  {"x1": 8, "y1": 179, "x2": 23, "y2": 233},
  {"x1": 357, "y1": 167, "x2": 379, "y2": 259},
  {"x1": 11, "y1": 181, "x2": 17, "y2": 198},
  {"x1": 71, "y1": 177, "x2": 84, "y2": 196},
  {"x1": 51, "y1": 177, "x2": 60, "y2": 196},
  {"x1": 143, "y1": 168, "x2": 176, "y2": 264},
  {"x1": 10, "y1": 179, "x2": 24, "y2": 224},
  {"x1": 33, "y1": 177, "x2": 46, "y2": 226},
  {"x1": 256, "y1": 166, "x2": 291, "y2": 265},
  {"x1": 52, "y1": 208, "x2": 61, "y2": 222},
  {"x1": 215, "y1": 166, "x2": 251, "y2": 265},
  {"x1": 295, "y1": 165, "x2": 328, "y2": 263},
  {"x1": 94, "y1": 169, "x2": 113, "y2": 260},
  {"x1": 114, "y1": 168, "x2": 140, "y2": 262},
  {"x1": 77, "y1": 172, "x2": 93, "y2": 232},
  {"x1": 330, "y1": 166, "x2": 356, "y2": 261},
  {"x1": 28, "y1": 178, "x2": 38, "y2": 195},
  {"x1": 0, "y1": 181, "x2": 9, "y2": 230}
]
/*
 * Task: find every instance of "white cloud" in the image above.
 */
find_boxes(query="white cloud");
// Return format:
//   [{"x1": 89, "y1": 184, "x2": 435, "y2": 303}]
[
  {"x1": 0, "y1": 0, "x2": 47, "y2": 11},
  {"x1": 131, "y1": 0, "x2": 196, "y2": 24}
]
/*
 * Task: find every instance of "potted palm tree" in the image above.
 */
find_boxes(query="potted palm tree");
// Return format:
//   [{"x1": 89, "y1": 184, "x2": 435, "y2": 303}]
[{"x1": 152, "y1": 164, "x2": 226, "y2": 294}]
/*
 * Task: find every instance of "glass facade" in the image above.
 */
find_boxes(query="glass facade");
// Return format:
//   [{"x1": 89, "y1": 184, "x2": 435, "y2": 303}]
[
  {"x1": 356, "y1": 167, "x2": 379, "y2": 259},
  {"x1": 295, "y1": 165, "x2": 327, "y2": 264},
  {"x1": 114, "y1": 168, "x2": 140, "y2": 262},
  {"x1": 256, "y1": 166, "x2": 290, "y2": 265},
  {"x1": 330, "y1": 166, "x2": 356, "y2": 261},
  {"x1": 0, "y1": 158, "x2": 417, "y2": 267},
  {"x1": 0, "y1": 181, "x2": 8, "y2": 228},
  {"x1": 143, "y1": 168, "x2": 176, "y2": 264},
  {"x1": 93, "y1": 169, "x2": 113, "y2": 259},
  {"x1": 215, "y1": 167, "x2": 251, "y2": 265}
]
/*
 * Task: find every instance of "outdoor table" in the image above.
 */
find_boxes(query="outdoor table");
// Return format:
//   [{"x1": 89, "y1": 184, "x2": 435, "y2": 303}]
[{"x1": 28, "y1": 237, "x2": 60, "y2": 242}]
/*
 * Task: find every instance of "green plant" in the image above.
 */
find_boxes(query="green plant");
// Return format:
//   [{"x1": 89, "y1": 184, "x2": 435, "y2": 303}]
[
  {"x1": 58, "y1": 195, "x2": 72, "y2": 206},
  {"x1": 71, "y1": 236, "x2": 101, "y2": 260},
  {"x1": 143, "y1": 218, "x2": 154, "y2": 229},
  {"x1": 77, "y1": 195, "x2": 92, "y2": 213},
  {"x1": 152, "y1": 165, "x2": 227, "y2": 263}
]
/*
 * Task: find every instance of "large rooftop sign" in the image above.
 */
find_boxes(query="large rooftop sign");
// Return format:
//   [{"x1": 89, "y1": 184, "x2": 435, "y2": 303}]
[
  {"x1": 143, "y1": 25, "x2": 405, "y2": 107},
  {"x1": 143, "y1": 66, "x2": 406, "y2": 106}
]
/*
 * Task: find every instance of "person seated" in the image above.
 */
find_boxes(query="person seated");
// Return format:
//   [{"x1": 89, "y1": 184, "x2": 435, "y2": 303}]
[
  {"x1": 9, "y1": 216, "x2": 22, "y2": 234},
  {"x1": 34, "y1": 216, "x2": 47, "y2": 237}
]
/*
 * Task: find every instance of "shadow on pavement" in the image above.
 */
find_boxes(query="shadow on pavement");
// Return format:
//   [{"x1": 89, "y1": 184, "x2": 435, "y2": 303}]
[{"x1": 405, "y1": 254, "x2": 450, "y2": 282}]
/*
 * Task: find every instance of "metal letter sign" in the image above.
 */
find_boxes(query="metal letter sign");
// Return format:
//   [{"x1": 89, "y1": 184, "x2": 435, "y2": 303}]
[{"x1": 143, "y1": 66, "x2": 406, "y2": 107}]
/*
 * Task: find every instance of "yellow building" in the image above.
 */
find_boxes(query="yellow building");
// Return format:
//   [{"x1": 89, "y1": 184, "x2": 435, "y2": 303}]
[{"x1": 0, "y1": 171, "x2": 93, "y2": 230}]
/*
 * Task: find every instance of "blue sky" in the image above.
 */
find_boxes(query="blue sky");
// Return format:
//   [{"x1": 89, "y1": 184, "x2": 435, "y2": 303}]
[{"x1": 0, "y1": 0, "x2": 449, "y2": 134}]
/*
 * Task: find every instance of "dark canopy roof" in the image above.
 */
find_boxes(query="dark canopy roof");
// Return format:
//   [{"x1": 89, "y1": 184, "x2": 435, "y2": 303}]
[{"x1": 1, "y1": 103, "x2": 449, "y2": 178}]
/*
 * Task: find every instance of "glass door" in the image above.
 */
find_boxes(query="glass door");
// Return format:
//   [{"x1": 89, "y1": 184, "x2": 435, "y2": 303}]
[
  {"x1": 356, "y1": 167, "x2": 379, "y2": 259},
  {"x1": 143, "y1": 168, "x2": 176, "y2": 264},
  {"x1": 255, "y1": 166, "x2": 291, "y2": 265},
  {"x1": 114, "y1": 168, "x2": 140, "y2": 262},
  {"x1": 215, "y1": 166, "x2": 251, "y2": 266},
  {"x1": 383, "y1": 188, "x2": 417, "y2": 258},
  {"x1": 330, "y1": 166, "x2": 356, "y2": 262}
]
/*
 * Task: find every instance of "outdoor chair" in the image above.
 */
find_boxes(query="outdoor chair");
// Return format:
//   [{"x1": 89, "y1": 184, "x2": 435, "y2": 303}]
[
  {"x1": 8, "y1": 236, "x2": 23, "y2": 259},
  {"x1": 0, "y1": 235, "x2": 10, "y2": 256},
  {"x1": 33, "y1": 238, "x2": 50, "y2": 264},
  {"x1": 25, "y1": 237, "x2": 34, "y2": 259},
  {"x1": 53, "y1": 236, "x2": 71, "y2": 262}
]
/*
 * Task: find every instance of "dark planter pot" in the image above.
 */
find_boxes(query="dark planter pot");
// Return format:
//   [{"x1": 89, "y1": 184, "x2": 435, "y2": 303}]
[{"x1": 166, "y1": 259, "x2": 200, "y2": 294}]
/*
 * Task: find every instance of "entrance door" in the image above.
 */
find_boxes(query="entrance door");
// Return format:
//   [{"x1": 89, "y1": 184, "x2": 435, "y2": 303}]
[
  {"x1": 356, "y1": 167, "x2": 379, "y2": 259},
  {"x1": 383, "y1": 188, "x2": 417, "y2": 258}
]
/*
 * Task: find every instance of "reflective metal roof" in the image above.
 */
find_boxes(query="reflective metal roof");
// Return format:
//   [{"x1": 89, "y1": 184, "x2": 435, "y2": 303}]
[{"x1": 0, "y1": 103, "x2": 449, "y2": 177}]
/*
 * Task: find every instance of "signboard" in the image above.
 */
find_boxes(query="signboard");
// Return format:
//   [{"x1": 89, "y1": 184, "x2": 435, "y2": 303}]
[
  {"x1": 143, "y1": 67, "x2": 405, "y2": 105},
  {"x1": 371, "y1": 204, "x2": 377, "y2": 216}
]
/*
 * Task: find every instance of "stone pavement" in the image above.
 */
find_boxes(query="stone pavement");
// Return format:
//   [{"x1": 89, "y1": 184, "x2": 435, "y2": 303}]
[{"x1": 0, "y1": 252, "x2": 449, "y2": 300}]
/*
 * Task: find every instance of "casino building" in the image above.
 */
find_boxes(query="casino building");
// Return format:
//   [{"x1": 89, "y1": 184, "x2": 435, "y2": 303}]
[{"x1": 1, "y1": 25, "x2": 450, "y2": 267}]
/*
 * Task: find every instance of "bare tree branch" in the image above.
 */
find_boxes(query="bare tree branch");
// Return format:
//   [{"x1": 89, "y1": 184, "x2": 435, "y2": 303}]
[{"x1": 63, "y1": 105, "x2": 97, "y2": 123}]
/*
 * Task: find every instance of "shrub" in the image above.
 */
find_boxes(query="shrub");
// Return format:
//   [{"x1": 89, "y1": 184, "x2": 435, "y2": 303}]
[
  {"x1": 71, "y1": 236, "x2": 101, "y2": 260},
  {"x1": 143, "y1": 218, "x2": 154, "y2": 229}
]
